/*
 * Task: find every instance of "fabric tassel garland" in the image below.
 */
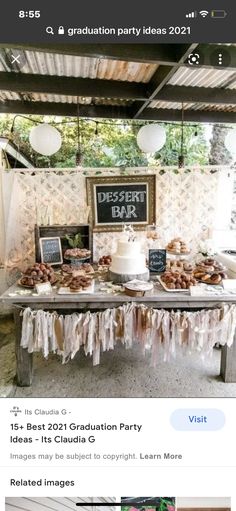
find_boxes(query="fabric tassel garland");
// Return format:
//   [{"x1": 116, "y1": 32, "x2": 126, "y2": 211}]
[{"x1": 19, "y1": 303, "x2": 236, "y2": 366}]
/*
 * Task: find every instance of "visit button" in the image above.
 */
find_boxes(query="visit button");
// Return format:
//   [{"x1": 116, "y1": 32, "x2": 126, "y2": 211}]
[{"x1": 170, "y1": 409, "x2": 225, "y2": 431}]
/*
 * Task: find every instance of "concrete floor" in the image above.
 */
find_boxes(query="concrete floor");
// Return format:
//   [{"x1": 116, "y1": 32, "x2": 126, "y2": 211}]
[{"x1": 1, "y1": 316, "x2": 236, "y2": 398}]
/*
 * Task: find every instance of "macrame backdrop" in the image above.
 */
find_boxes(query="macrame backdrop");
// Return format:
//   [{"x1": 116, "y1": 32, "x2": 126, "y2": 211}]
[{"x1": 0, "y1": 166, "x2": 229, "y2": 283}]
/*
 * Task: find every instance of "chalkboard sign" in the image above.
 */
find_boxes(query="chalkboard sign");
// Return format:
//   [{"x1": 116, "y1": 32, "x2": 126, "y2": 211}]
[
  {"x1": 35, "y1": 225, "x2": 90, "y2": 264},
  {"x1": 87, "y1": 175, "x2": 156, "y2": 232},
  {"x1": 149, "y1": 249, "x2": 166, "y2": 273},
  {"x1": 39, "y1": 237, "x2": 63, "y2": 265}
]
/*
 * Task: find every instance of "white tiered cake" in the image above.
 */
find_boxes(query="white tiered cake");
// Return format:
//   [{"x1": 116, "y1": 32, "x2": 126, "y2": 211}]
[{"x1": 110, "y1": 238, "x2": 149, "y2": 283}]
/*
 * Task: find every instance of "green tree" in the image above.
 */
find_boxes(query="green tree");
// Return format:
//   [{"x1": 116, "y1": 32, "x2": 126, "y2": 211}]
[
  {"x1": 0, "y1": 113, "x2": 209, "y2": 168},
  {"x1": 156, "y1": 124, "x2": 208, "y2": 166}
]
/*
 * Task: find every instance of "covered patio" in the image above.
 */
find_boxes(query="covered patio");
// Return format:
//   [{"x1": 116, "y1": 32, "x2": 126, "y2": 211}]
[{"x1": 1, "y1": 43, "x2": 236, "y2": 398}]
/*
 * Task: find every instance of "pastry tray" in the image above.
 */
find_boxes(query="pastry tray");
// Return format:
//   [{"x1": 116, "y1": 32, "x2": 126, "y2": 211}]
[
  {"x1": 64, "y1": 256, "x2": 90, "y2": 263},
  {"x1": 157, "y1": 276, "x2": 190, "y2": 293},
  {"x1": 195, "y1": 278, "x2": 223, "y2": 286},
  {"x1": 57, "y1": 280, "x2": 95, "y2": 295},
  {"x1": 18, "y1": 277, "x2": 58, "y2": 289},
  {"x1": 61, "y1": 269, "x2": 95, "y2": 277}
]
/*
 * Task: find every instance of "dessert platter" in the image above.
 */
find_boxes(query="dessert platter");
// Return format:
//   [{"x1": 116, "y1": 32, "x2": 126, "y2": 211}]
[
  {"x1": 64, "y1": 248, "x2": 91, "y2": 266},
  {"x1": 19, "y1": 263, "x2": 57, "y2": 288},
  {"x1": 58, "y1": 274, "x2": 94, "y2": 294},
  {"x1": 98, "y1": 255, "x2": 112, "y2": 268},
  {"x1": 166, "y1": 259, "x2": 194, "y2": 273},
  {"x1": 97, "y1": 255, "x2": 112, "y2": 275},
  {"x1": 19, "y1": 259, "x2": 95, "y2": 294},
  {"x1": 158, "y1": 269, "x2": 197, "y2": 292},
  {"x1": 61, "y1": 262, "x2": 94, "y2": 276},
  {"x1": 157, "y1": 254, "x2": 228, "y2": 292},
  {"x1": 193, "y1": 258, "x2": 227, "y2": 285},
  {"x1": 166, "y1": 237, "x2": 190, "y2": 255}
]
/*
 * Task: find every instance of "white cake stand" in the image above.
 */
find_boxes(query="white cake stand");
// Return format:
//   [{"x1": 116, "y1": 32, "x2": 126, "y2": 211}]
[{"x1": 109, "y1": 269, "x2": 150, "y2": 284}]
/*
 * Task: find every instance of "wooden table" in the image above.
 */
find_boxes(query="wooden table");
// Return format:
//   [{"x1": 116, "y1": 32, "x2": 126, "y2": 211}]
[{"x1": 1, "y1": 281, "x2": 236, "y2": 386}]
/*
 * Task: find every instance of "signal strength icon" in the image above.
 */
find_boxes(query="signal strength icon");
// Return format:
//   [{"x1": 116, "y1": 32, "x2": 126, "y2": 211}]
[
  {"x1": 199, "y1": 10, "x2": 209, "y2": 17},
  {"x1": 186, "y1": 11, "x2": 196, "y2": 18}
]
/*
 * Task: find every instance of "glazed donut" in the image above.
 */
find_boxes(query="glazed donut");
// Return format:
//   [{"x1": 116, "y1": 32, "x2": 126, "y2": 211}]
[{"x1": 210, "y1": 273, "x2": 222, "y2": 284}]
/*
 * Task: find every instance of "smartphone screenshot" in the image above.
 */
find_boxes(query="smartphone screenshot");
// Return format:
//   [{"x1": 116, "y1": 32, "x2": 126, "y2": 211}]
[{"x1": 0, "y1": 1, "x2": 235, "y2": 510}]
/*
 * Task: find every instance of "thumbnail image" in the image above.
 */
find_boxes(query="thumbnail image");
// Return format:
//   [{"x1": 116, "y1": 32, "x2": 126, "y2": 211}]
[
  {"x1": 176, "y1": 498, "x2": 231, "y2": 511},
  {"x1": 1, "y1": 43, "x2": 236, "y2": 399},
  {"x1": 121, "y1": 497, "x2": 175, "y2": 511},
  {"x1": 5, "y1": 498, "x2": 118, "y2": 511}
]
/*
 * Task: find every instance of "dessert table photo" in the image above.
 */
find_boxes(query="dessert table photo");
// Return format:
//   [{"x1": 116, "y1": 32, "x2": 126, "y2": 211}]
[
  {"x1": 1, "y1": 43, "x2": 236, "y2": 397},
  {"x1": 1, "y1": 165, "x2": 236, "y2": 396}
]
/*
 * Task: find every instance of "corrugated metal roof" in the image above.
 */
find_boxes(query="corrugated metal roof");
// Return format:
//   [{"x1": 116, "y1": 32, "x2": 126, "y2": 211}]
[
  {"x1": 0, "y1": 90, "x2": 19, "y2": 101},
  {"x1": 1, "y1": 47, "x2": 236, "y2": 117},
  {"x1": 167, "y1": 66, "x2": 236, "y2": 88},
  {"x1": 224, "y1": 77, "x2": 236, "y2": 90},
  {"x1": 0, "y1": 49, "x2": 158, "y2": 83}
]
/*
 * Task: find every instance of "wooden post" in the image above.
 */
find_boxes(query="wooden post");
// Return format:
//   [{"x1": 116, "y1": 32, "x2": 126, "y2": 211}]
[
  {"x1": 220, "y1": 329, "x2": 236, "y2": 382},
  {"x1": 14, "y1": 308, "x2": 33, "y2": 387}
]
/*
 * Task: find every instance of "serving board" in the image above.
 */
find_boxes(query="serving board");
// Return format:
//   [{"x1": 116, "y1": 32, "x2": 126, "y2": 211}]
[
  {"x1": 157, "y1": 276, "x2": 190, "y2": 293},
  {"x1": 18, "y1": 277, "x2": 58, "y2": 289},
  {"x1": 57, "y1": 280, "x2": 95, "y2": 295}
]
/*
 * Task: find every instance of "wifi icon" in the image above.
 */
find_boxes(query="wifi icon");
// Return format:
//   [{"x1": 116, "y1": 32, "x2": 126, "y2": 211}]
[{"x1": 199, "y1": 10, "x2": 209, "y2": 17}]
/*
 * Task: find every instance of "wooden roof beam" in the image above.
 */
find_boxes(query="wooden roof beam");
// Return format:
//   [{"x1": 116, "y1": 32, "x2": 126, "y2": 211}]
[
  {"x1": 1, "y1": 100, "x2": 236, "y2": 123},
  {"x1": 0, "y1": 72, "x2": 147, "y2": 100},
  {"x1": 132, "y1": 43, "x2": 198, "y2": 118},
  {"x1": 155, "y1": 84, "x2": 236, "y2": 104}
]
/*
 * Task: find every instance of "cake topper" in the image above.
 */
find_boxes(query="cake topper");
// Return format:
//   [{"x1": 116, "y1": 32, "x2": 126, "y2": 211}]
[{"x1": 122, "y1": 223, "x2": 136, "y2": 242}]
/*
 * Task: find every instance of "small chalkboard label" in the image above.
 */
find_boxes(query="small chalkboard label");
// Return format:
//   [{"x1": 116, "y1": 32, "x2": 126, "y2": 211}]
[
  {"x1": 149, "y1": 249, "x2": 166, "y2": 273},
  {"x1": 39, "y1": 237, "x2": 63, "y2": 265}
]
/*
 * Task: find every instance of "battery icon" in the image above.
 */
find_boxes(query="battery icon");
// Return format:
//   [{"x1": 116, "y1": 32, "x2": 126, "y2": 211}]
[{"x1": 211, "y1": 10, "x2": 227, "y2": 18}]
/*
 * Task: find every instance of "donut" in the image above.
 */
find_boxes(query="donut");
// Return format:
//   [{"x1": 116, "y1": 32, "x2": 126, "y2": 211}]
[{"x1": 210, "y1": 274, "x2": 222, "y2": 284}]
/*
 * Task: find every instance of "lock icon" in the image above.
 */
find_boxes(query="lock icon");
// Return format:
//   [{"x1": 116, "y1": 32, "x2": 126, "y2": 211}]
[{"x1": 58, "y1": 26, "x2": 64, "y2": 35}]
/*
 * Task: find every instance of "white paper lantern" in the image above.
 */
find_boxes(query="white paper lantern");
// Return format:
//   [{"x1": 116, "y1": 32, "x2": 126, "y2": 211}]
[
  {"x1": 137, "y1": 124, "x2": 166, "y2": 153},
  {"x1": 29, "y1": 123, "x2": 62, "y2": 156},
  {"x1": 225, "y1": 129, "x2": 236, "y2": 155}
]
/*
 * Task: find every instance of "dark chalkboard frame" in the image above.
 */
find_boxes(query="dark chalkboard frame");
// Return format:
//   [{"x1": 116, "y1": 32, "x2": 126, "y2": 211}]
[
  {"x1": 86, "y1": 174, "x2": 156, "y2": 231},
  {"x1": 39, "y1": 236, "x2": 63, "y2": 265},
  {"x1": 149, "y1": 249, "x2": 167, "y2": 273}
]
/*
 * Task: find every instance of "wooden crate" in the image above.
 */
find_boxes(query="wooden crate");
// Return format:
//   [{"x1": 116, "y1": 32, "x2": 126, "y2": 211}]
[{"x1": 35, "y1": 224, "x2": 91, "y2": 264}]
